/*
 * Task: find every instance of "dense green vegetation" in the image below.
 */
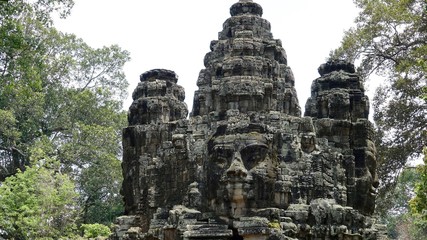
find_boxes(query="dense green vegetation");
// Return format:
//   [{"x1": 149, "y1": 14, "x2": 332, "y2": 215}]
[
  {"x1": 332, "y1": 0, "x2": 426, "y2": 238},
  {"x1": 0, "y1": 146, "x2": 78, "y2": 239},
  {"x1": 409, "y1": 147, "x2": 427, "y2": 238},
  {"x1": 0, "y1": 0, "x2": 129, "y2": 238}
]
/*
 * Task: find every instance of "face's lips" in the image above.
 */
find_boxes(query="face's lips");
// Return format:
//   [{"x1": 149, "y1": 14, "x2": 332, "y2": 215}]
[
  {"x1": 226, "y1": 182, "x2": 246, "y2": 203},
  {"x1": 221, "y1": 174, "x2": 249, "y2": 184},
  {"x1": 227, "y1": 169, "x2": 248, "y2": 178},
  {"x1": 369, "y1": 185, "x2": 377, "y2": 195},
  {"x1": 226, "y1": 177, "x2": 248, "y2": 184}
]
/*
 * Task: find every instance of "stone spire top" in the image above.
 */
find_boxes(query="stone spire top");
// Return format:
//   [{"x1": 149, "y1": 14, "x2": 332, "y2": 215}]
[
  {"x1": 128, "y1": 69, "x2": 188, "y2": 125},
  {"x1": 191, "y1": 0, "x2": 300, "y2": 119},
  {"x1": 230, "y1": 0, "x2": 263, "y2": 16}
]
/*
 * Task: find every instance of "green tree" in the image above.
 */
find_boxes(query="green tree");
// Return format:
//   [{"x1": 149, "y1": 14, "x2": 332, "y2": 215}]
[
  {"x1": 61, "y1": 122, "x2": 125, "y2": 224},
  {"x1": 81, "y1": 223, "x2": 112, "y2": 238},
  {"x1": 331, "y1": 0, "x2": 427, "y2": 197},
  {"x1": 376, "y1": 167, "x2": 419, "y2": 239},
  {"x1": 0, "y1": 138, "x2": 78, "y2": 239},
  {"x1": 410, "y1": 148, "x2": 427, "y2": 238},
  {"x1": 0, "y1": 0, "x2": 129, "y2": 228}
]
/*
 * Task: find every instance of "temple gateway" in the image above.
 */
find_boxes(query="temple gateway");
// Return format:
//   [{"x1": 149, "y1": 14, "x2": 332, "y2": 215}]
[{"x1": 111, "y1": 1, "x2": 387, "y2": 239}]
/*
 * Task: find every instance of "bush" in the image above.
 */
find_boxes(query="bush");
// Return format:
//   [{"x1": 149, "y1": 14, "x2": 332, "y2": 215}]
[{"x1": 82, "y1": 223, "x2": 112, "y2": 238}]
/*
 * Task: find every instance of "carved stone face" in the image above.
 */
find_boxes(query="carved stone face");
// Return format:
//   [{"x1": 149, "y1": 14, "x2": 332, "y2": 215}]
[
  {"x1": 206, "y1": 129, "x2": 277, "y2": 219},
  {"x1": 358, "y1": 139, "x2": 380, "y2": 213}
]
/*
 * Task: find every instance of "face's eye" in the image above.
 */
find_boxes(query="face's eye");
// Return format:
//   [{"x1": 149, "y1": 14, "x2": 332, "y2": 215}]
[
  {"x1": 212, "y1": 147, "x2": 233, "y2": 166},
  {"x1": 240, "y1": 144, "x2": 268, "y2": 170}
]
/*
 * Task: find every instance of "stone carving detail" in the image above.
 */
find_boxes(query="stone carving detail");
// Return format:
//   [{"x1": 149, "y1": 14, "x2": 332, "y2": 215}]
[{"x1": 112, "y1": 1, "x2": 386, "y2": 239}]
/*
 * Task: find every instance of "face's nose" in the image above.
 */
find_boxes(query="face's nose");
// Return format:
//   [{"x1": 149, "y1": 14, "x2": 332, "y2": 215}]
[
  {"x1": 226, "y1": 152, "x2": 248, "y2": 178},
  {"x1": 372, "y1": 172, "x2": 380, "y2": 188}
]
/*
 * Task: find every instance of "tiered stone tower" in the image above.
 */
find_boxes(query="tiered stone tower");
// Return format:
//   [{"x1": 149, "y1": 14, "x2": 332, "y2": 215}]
[{"x1": 112, "y1": 1, "x2": 387, "y2": 239}]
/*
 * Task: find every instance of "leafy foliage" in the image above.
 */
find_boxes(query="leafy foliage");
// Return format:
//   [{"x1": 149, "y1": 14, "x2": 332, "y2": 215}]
[
  {"x1": 331, "y1": 0, "x2": 427, "y2": 201},
  {"x1": 61, "y1": 122, "x2": 125, "y2": 224},
  {"x1": 0, "y1": 139, "x2": 78, "y2": 239},
  {"x1": 0, "y1": 0, "x2": 130, "y2": 233},
  {"x1": 82, "y1": 223, "x2": 112, "y2": 238},
  {"x1": 376, "y1": 168, "x2": 419, "y2": 238},
  {"x1": 409, "y1": 149, "x2": 427, "y2": 238}
]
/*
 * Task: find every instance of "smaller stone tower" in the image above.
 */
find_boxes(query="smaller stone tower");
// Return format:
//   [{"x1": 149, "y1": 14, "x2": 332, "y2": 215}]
[
  {"x1": 120, "y1": 69, "x2": 194, "y2": 233},
  {"x1": 305, "y1": 60, "x2": 379, "y2": 215}
]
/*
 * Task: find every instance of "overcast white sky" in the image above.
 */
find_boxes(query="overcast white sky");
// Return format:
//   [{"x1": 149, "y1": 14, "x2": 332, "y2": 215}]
[{"x1": 54, "y1": 0, "x2": 360, "y2": 113}]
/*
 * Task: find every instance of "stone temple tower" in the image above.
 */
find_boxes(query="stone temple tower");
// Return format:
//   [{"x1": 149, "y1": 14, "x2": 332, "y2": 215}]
[{"x1": 112, "y1": 1, "x2": 387, "y2": 239}]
